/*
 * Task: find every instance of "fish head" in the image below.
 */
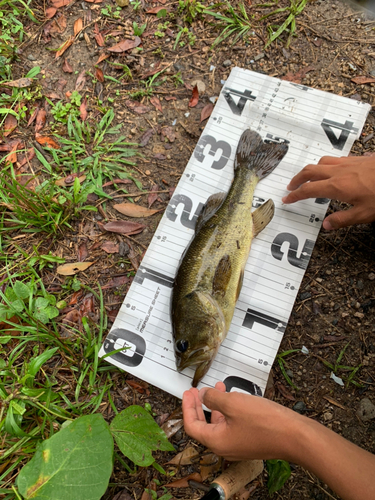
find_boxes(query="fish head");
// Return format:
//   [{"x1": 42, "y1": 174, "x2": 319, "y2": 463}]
[{"x1": 172, "y1": 290, "x2": 226, "y2": 387}]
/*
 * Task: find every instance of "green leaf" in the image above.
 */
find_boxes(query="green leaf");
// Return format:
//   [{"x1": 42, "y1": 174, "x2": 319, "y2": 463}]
[
  {"x1": 17, "y1": 414, "x2": 113, "y2": 500},
  {"x1": 266, "y1": 459, "x2": 291, "y2": 495},
  {"x1": 110, "y1": 405, "x2": 175, "y2": 466},
  {"x1": 13, "y1": 281, "x2": 31, "y2": 299},
  {"x1": 26, "y1": 67, "x2": 41, "y2": 78},
  {"x1": 27, "y1": 347, "x2": 58, "y2": 379}
]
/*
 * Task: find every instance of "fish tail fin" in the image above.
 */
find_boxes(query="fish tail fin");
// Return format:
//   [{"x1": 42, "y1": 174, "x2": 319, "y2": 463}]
[{"x1": 234, "y1": 129, "x2": 288, "y2": 179}]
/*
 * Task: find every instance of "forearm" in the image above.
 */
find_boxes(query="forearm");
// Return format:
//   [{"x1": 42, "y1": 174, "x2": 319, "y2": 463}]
[{"x1": 290, "y1": 417, "x2": 375, "y2": 500}]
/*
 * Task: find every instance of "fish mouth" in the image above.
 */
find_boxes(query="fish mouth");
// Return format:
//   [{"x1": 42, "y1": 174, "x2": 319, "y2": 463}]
[{"x1": 176, "y1": 346, "x2": 214, "y2": 372}]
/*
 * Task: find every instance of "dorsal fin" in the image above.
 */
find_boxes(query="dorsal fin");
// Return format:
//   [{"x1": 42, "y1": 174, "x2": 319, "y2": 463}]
[
  {"x1": 252, "y1": 199, "x2": 275, "y2": 237},
  {"x1": 195, "y1": 192, "x2": 226, "y2": 233}
]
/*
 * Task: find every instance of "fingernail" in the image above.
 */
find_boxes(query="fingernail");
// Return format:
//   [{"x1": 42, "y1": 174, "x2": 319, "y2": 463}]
[
  {"x1": 198, "y1": 387, "x2": 208, "y2": 403},
  {"x1": 281, "y1": 196, "x2": 288, "y2": 204},
  {"x1": 323, "y1": 219, "x2": 333, "y2": 230}
]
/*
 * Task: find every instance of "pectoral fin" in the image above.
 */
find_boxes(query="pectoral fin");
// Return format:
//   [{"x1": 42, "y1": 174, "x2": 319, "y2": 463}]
[
  {"x1": 212, "y1": 254, "x2": 232, "y2": 297},
  {"x1": 195, "y1": 192, "x2": 226, "y2": 233},
  {"x1": 252, "y1": 199, "x2": 275, "y2": 237}
]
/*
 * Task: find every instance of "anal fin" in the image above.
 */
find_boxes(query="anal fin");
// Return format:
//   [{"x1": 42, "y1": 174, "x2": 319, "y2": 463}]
[{"x1": 252, "y1": 199, "x2": 275, "y2": 237}]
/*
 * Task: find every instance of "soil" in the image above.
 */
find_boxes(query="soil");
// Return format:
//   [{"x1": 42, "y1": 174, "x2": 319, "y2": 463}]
[{"x1": 5, "y1": 0, "x2": 375, "y2": 498}]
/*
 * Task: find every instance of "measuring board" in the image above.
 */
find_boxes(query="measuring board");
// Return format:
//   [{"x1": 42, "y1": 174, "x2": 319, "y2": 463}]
[{"x1": 99, "y1": 68, "x2": 370, "y2": 399}]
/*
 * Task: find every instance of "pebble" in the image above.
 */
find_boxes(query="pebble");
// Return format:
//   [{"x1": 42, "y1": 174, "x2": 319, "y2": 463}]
[
  {"x1": 300, "y1": 292, "x2": 311, "y2": 300},
  {"x1": 254, "y1": 52, "x2": 265, "y2": 61},
  {"x1": 173, "y1": 62, "x2": 184, "y2": 71},
  {"x1": 222, "y1": 60, "x2": 232, "y2": 67},
  {"x1": 370, "y1": 70, "x2": 375, "y2": 77},
  {"x1": 357, "y1": 279, "x2": 364, "y2": 290},
  {"x1": 368, "y1": 272, "x2": 375, "y2": 281},
  {"x1": 323, "y1": 412, "x2": 333, "y2": 421},
  {"x1": 286, "y1": 369, "x2": 293, "y2": 379},
  {"x1": 293, "y1": 401, "x2": 306, "y2": 414},
  {"x1": 362, "y1": 133, "x2": 374, "y2": 144},
  {"x1": 357, "y1": 398, "x2": 375, "y2": 422},
  {"x1": 27, "y1": 54, "x2": 37, "y2": 61}
]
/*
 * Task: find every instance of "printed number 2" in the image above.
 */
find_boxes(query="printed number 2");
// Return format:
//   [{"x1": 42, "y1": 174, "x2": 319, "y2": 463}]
[
  {"x1": 271, "y1": 233, "x2": 314, "y2": 270},
  {"x1": 321, "y1": 119, "x2": 358, "y2": 151},
  {"x1": 166, "y1": 194, "x2": 204, "y2": 229}
]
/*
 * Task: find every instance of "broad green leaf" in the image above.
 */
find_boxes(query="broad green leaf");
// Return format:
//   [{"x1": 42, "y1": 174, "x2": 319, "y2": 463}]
[
  {"x1": 110, "y1": 405, "x2": 175, "y2": 467},
  {"x1": 17, "y1": 414, "x2": 113, "y2": 500},
  {"x1": 27, "y1": 347, "x2": 58, "y2": 379},
  {"x1": 13, "y1": 281, "x2": 31, "y2": 299},
  {"x1": 266, "y1": 459, "x2": 291, "y2": 495}
]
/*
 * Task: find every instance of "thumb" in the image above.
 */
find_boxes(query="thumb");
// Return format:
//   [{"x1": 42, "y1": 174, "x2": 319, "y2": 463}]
[
  {"x1": 200, "y1": 387, "x2": 232, "y2": 415},
  {"x1": 323, "y1": 207, "x2": 363, "y2": 230}
]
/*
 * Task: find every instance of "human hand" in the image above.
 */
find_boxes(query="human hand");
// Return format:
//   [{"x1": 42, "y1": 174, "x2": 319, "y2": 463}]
[
  {"x1": 282, "y1": 155, "x2": 375, "y2": 230},
  {"x1": 182, "y1": 382, "x2": 302, "y2": 461}
]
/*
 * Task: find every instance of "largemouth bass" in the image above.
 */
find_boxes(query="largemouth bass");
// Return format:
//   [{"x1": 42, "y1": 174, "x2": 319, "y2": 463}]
[{"x1": 171, "y1": 129, "x2": 288, "y2": 387}]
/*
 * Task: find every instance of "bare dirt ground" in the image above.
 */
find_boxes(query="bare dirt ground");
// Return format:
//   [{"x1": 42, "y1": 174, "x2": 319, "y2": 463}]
[{"x1": 6, "y1": 0, "x2": 375, "y2": 498}]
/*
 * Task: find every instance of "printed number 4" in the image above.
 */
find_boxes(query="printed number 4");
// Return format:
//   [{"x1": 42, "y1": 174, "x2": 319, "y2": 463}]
[{"x1": 321, "y1": 119, "x2": 358, "y2": 151}]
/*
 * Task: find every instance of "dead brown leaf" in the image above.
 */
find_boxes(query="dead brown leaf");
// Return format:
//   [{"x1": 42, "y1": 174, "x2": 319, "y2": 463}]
[
  {"x1": 107, "y1": 36, "x2": 141, "y2": 53},
  {"x1": 49, "y1": 14, "x2": 67, "y2": 34},
  {"x1": 150, "y1": 96, "x2": 162, "y2": 113},
  {"x1": 189, "y1": 85, "x2": 199, "y2": 107},
  {"x1": 351, "y1": 76, "x2": 375, "y2": 85},
  {"x1": 127, "y1": 379, "x2": 150, "y2": 395},
  {"x1": 114, "y1": 203, "x2": 159, "y2": 218},
  {"x1": 56, "y1": 261, "x2": 94, "y2": 276},
  {"x1": 7, "y1": 142, "x2": 19, "y2": 163},
  {"x1": 96, "y1": 53, "x2": 109, "y2": 64},
  {"x1": 55, "y1": 174, "x2": 86, "y2": 186},
  {"x1": 200, "y1": 103, "x2": 214, "y2": 123},
  {"x1": 148, "y1": 184, "x2": 159, "y2": 208},
  {"x1": 45, "y1": 7, "x2": 57, "y2": 18},
  {"x1": 146, "y1": 6, "x2": 167, "y2": 13},
  {"x1": 35, "y1": 134, "x2": 60, "y2": 149},
  {"x1": 102, "y1": 275, "x2": 129, "y2": 289},
  {"x1": 78, "y1": 241, "x2": 89, "y2": 261},
  {"x1": 17, "y1": 147, "x2": 35, "y2": 169},
  {"x1": 125, "y1": 100, "x2": 150, "y2": 114},
  {"x1": 55, "y1": 36, "x2": 74, "y2": 58},
  {"x1": 4, "y1": 114, "x2": 17, "y2": 137},
  {"x1": 101, "y1": 241, "x2": 120, "y2": 254},
  {"x1": 27, "y1": 107, "x2": 39, "y2": 127},
  {"x1": 167, "y1": 446, "x2": 200, "y2": 465},
  {"x1": 102, "y1": 178, "x2": 132, "y2": 188},
  {"x1": 0, "y1": 139, "x2": 23, "y2": 152},
  {"x1": 74, "y1": 18, "x2": 83, "y2": 36},
  {"x1": 94, "y1": 32, "x2": 105, "y2": 47},
  {"x1": 2, "y1": 78, "x2": 32, "y2": 88},
  {"x1": 75, "y1": 70, "x2": 86, "y2": 91},
  {"x1": 165, "y1": 473, "x2": 202, "y2": 488},
  {"x1": 80, "y1": 96, "x2": 88, "y2": 121},
  {"x1": 51, "y1": 0, "x2": 73, "y2": 7},
  {"x1": 275, "y1": 381, "x2": 295, "y2": 401},
  {"x1": 62, "y1": 58, "x2": 73, "y2": 73},
  {"x1": 323, "y1": 395, "x2": 346, "y2": 410},
  {"x1": 103, "y1": 220, "x2": 145, "y2": 235},
  {"x1": 95, "y1": 67, "x2": 104, "y2": 83},
  {"x1": 84, "y1": 0, "x2": 103, "y2": 3},
  {"x1": 281, "y1": 65, "x2": 314, "y2": 84},
  {"x1": 200, "y1": 453, "x2": 221, "y2": 481},
  {"x1": 35, "y1": 109, "x2": 46, "y2": 133},
  {"x1": 161, "y1": 126, "x2": 175, "y2": 142},
  {"x1": 161, "y1": 418, "x2": 183, "y2": 439},
  {"x1": 140, "y1": 128, "x2": 155, "y2": 147}
]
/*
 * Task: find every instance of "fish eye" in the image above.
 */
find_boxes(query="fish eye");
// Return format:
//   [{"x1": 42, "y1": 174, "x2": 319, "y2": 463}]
[{"x1": 176, "y1": 340, "x2": 189, "y2": 353}]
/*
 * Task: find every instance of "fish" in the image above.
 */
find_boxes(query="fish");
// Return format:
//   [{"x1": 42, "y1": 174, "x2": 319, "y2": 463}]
[{"x1": 171, "y1": 129, "x2": 288, "y2": 387}]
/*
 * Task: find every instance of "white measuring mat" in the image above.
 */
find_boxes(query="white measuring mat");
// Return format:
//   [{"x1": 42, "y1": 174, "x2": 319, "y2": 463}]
[{"x1": 99, "y1": 68, "x2": 370, "y2": 399}]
